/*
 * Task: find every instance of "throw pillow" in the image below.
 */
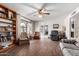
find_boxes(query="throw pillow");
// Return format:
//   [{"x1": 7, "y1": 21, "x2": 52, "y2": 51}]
[
  {"x1": 62, "y1": 39, "x2": 77, "y2": 44},
  {"x1": 76, "y1": 38, "x2": 79, "y2": 42},
  {"x1": 75, "y1": 43, "x2": 79, "y2": 47}
]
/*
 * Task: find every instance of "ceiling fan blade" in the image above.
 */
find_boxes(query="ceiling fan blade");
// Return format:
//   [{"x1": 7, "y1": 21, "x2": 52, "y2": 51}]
[
  {"x1": 47, "y1": 9, "x2": 53, "y2": 11},
  {"x1": 28, "y1": 11, "x2": 37, "y2": 15},
  {"x1": 43, "y1": 13, "x2": 50, "y2": 15},
  {"x1": 41, "y1": 3, "x2": 53, "y2": 10},
  {"x1": 41, "y1": 3, "x2": 47, "y2": 10},
  {"x1": 23, "y1": 4, "x2": 38, "y2": 10},
  {"x1": 47, "y1": 8, "x2": 62, "y2": 12}
]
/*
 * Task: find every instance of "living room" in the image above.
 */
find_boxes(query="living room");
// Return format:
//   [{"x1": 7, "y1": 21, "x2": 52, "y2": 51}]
[{"x1": 0, "y1": 3, "x2": 79, "y2": 56}]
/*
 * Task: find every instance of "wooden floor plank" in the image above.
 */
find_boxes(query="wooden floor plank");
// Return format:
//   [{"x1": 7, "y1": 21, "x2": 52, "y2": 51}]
[{"x1": 0, "y1": 38, "x2": 63, "y2": 56}]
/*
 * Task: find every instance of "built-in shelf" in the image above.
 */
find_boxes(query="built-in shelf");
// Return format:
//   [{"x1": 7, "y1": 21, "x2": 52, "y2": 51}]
[
  {"x1": 0, "y1": 4, "x2": 16, "y2": 51},
  {"x1": 70, "y1": 18, "x2": 74, "y2": 38}
]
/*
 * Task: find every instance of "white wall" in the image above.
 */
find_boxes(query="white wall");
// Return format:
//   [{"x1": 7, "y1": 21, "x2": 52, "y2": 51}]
[
  {"x1": 35, "y1": 15, "x2": 66, "y2": 36},
  {"x1": 64, "y1": 15, "x2": 71, "y2": 39}
]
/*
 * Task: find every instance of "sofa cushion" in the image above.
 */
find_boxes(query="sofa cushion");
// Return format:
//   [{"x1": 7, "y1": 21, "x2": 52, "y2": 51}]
[
  {"x1": 76, "y1": 37, "x2": 79, "y2": 42},
  {"x1": 63, "y1": 48, "x2": 79, "y2": 56},
  {"x1": 75, "y1": 43, "x2": 79, "y2": 48},
  {"x1": 62, "y1": 48, "x2": 72, "y2": 56},
  {"x1": 61, "y1": 42, "x2": 79, "y2": 50}
]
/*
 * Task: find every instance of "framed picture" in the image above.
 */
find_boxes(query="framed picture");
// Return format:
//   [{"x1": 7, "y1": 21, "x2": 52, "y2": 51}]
[{"x1": 53, "y1": 24, "x2": 59, "y2": 29}]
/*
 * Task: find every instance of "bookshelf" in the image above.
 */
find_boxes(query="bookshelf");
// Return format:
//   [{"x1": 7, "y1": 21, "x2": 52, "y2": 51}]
[
  {"x1": 0, "y1": 4, "x2": 16, "y2": 50},
  {"x1": 70, "y1": 18, "x2": 74, "y2": 39}
]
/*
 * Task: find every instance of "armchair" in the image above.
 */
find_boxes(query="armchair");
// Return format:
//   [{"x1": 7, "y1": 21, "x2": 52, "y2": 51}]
[
  {"x1": 18, "y1": 32, "x2": 29, "y2": 45},
  {"x1": 33, "y1": 32, "x2": 40, "y2": 39}
]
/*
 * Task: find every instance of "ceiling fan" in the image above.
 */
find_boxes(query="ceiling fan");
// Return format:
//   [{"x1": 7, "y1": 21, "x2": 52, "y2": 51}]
[
  {"x1": 23, "y1": 3, "x2": 51, "y2": 18},
  {"x1": 38, "y1": 8, "x2": 50, "y2": 15},
  {"x1": 35, "y1": 8, "x2": 50, "y2": 17}
]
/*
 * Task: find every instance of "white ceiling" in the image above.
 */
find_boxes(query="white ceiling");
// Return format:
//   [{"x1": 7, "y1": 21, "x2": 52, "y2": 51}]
[{"x1": 1, "y1": 3, "x2": 79, "y2": 21}]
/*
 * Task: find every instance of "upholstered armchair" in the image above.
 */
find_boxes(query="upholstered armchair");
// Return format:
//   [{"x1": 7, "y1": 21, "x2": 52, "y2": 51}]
[
  {"x1": 33, "y1": 32, "x2": 40, "y2": 39},
  {"x1": 50, "y1": 30, "x2": 60, "y2": 41},
  {"x1": 18, "y1": 32, "x2": 30, "y2": 45}
]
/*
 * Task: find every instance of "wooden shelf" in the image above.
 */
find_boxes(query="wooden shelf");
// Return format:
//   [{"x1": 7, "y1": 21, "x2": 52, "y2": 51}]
[
  {"x1": 0, "y1": 4, "x2": 16, "y2": 44},
  {"x1": 0, "y1": 17, "x2": 16, "y2": 22},
  {"x1": 0, "y1": 11, "x2": 7, "y2": 14},
  {"x1": 0, "y1": 21, "x2": 13, "y2": 25},
  {"x1": 0, "y1": 30, "x2": 16, "y2": 32},
  {"x1": 0, "y1": 26, "x2": 10, "y2": 28},
  {"x1": 7, "y1": 17, "x2": 16, "y2": 21},
  {"x1": 0, "y1": 17, "x2": 6, "y2": 19},
  {"x1": 0, "y1": 4, "x2": 16, "y2": 53},
  {"x1": 0, "y1": 44, "x2": 15, "y2": 53}
]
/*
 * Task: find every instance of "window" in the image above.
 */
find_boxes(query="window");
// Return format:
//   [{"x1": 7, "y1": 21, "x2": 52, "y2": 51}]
[{"x1": 20, "y1": 20, "x2": 27, "y2": 32}]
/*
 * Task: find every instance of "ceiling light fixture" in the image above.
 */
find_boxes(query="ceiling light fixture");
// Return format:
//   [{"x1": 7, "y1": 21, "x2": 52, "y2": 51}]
[{"x1": 38, "y1": 14, "x2": 43, "y2": 18}]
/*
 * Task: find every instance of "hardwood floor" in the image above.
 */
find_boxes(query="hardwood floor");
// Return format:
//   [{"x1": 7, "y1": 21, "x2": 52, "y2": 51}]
[{"x1": 0, "y1": 38, "x2": 63, "y2": 56}]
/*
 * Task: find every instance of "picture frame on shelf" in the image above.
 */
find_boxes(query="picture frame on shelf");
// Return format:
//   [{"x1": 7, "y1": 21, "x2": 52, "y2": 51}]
[{"x1": 8, "y1": 11, "x2": 13, "y2": 19}]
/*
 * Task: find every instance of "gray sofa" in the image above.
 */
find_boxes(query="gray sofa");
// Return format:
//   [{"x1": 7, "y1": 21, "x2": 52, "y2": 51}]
[{"x1": 59, "y1": 39, "x2": 79, "y2": 56}]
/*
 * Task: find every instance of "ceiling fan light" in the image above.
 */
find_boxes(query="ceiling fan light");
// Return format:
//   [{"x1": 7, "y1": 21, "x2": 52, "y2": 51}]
[
  {"x1": 38, "y1": 14, "x2": 42, "y2": 18},
  {"x1": 41, "y1": 9, "x2": 47, "y2": 13}
]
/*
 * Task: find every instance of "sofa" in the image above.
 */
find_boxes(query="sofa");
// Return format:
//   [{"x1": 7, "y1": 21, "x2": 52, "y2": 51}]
[
  {"x1": 18, "y1": 32, "x2": 30, "y2": 45},
  {"x1": 59, "y1": 39, "x2": 79, "y2": 56}
]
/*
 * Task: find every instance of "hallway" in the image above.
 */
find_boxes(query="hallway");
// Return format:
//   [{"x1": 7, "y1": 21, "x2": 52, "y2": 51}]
[{"x1": 0, "y1": 38, "x2": 63, "y2": 56}]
